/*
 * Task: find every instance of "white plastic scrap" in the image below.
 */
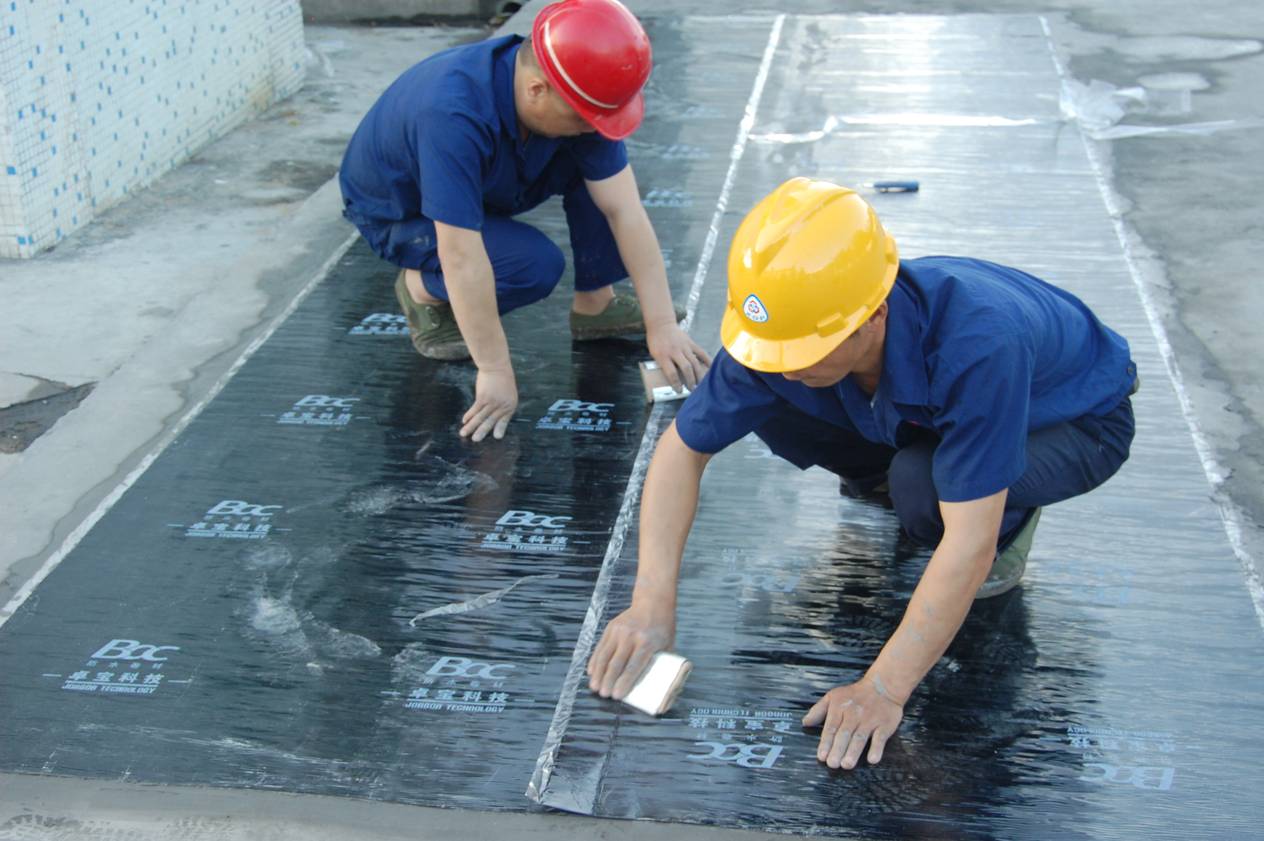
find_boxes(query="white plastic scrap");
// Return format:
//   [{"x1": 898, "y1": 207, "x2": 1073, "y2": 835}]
[{"x1": 1060, "y1": 77, "x2": 1264, "y2": 139}]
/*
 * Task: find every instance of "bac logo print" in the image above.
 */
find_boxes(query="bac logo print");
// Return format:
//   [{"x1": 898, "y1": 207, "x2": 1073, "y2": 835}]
[
  {"x1": 1081, "y1": 763, "x2": 1175, "y2": 791},
  {"x1": 348, "y1": 313, "x2": 408, "y2": 336},
  {"x1": 718, "y1": 571, "x2": 800, "y2": 596},
  {"x1": 405, "y1": 656, "x2": 516, "y2": 714},
  {"x1": 679, "y1": 104, "x2": 723, "y2": 120},
  {"x1": 276, "y1": 394, "x2": 361, "y2": 428},
  {"x1": 57, "y1": 638, "x2": 185, "y2": 696},
  {"x1": 537, "y1": 399, "x2": 615, "y2": 433},
  {"x1": 482, "y1": 510, "x2": 571, "y2": 554},
  {"x1": 1064, "y1": 723, "x2": 1180, "y2": 794},
  {"x1": 425, "y1": 656, "x2": 516, "y2": 681},
  {"x1": 659, "y1": 144, "x2": 710, "y2": 161},
  {"x1": 685, "y1": 707, "x2": 795, "y2": 770},
  {"x1": 643, "y1": 189, "x2": 692, "y2": 208},
  {"x1": 495, "y1": 510, "x2": 571, "y2": 529},
  {"x1": 91, "y1": 639, "x2": 179, "y2": 661},
  {"x1": 687, "y1": 741, "x2": 784, "y2": 769},
  {"x1": 176, "y1": 499, "x2": 284, "y2": 540}
]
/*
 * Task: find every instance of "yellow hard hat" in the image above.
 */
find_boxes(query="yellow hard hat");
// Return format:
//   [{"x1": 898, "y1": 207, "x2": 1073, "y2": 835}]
[{"x1": 720, "y1": 177, "x2": 899, "y2": 373}]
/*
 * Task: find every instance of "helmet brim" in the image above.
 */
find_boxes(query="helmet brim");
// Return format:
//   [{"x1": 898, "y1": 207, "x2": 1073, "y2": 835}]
[
  {"x1": 581, "y1": 92, "x2": 644, "y2": 141},
  {"x1": 720, "y1": 248, "x2": 899, "y2": 374},
  {"x1": 531, "y1": 4, "x2": 646, "y2": 141},
  {"x1": 720, "y1": 311, "x2": 854, "y2": 374}
]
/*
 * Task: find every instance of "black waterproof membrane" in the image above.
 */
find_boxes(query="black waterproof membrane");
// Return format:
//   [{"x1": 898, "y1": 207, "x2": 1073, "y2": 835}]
[
  {"x1": 527, "y1": 11, "x2": 1264, "y2": 840},
  {"x1": 0, "y1": 234, "x2": 652, "y2": 808},
  {"x1": 1, "y1": 10, "x2": 1262, "y2": 840}
]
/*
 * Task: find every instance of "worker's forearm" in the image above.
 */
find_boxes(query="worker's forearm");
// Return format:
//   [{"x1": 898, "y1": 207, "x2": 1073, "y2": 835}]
[
  {"x1": 442, "y1": 250, "x2": 511, "y2": 370},
  {"x1": 631, "y1": 425, "x2": 708, "y2": 609},
  {"x1": 865, "y1": 541, "x2": 993, "y2": 704},
  {"x1": 608, "y1": 210, "x2": 677, "y2": 329}
]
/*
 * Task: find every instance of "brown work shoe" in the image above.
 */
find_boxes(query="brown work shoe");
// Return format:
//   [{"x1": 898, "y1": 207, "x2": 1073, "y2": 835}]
[
  {"x1": 394, "y1": 270, "x2": 469, "y2": 360},
  {"x1": 570, "y1": 292, "x2": 686, "y2": 341}
]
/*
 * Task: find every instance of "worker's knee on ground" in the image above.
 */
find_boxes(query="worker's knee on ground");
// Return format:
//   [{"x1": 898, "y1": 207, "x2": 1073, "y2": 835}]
[
  {"x1": 527, "y1": 239, "x2": 566, "y2": 302},
  {"x1": 887, "y1": 442, "x2": 943, "y2": 547},
  {"x1": 496, "y1": 235, "x2": 566, "y2": 309}
]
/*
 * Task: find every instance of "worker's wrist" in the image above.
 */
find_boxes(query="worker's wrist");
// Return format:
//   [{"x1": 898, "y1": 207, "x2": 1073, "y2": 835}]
[
  {"x1": 474, "y1": 357, "x2": 514, "y2": 376},
  {"x1": 862, "y1": 666, "x2": 912, "y2": 707},
  {"x1": 630, "y1": 579, "x2": 677, "y2": 611}
]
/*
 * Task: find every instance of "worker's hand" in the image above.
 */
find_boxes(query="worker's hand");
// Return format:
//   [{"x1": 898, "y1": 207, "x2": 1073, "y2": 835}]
[
  {"x1": 802, "y1": 675, "x2": 904, "y2": 770},
  {"x1": 460, "y1": 365, "x2": 518, "y2": 442},
  {"x1": 587, "y1": 599, "x2": 676, "y2": 700},
  {"x1": 647, "y1": 322, "x2": 711, "y2": 393}
]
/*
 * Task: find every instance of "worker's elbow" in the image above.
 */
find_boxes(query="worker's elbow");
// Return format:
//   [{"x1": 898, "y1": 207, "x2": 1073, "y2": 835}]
[
  {"x1": 938, "y1": 525, "x2": 1000, "y2": 586},
  {"x1": 436, "y1": 241, "x2": 473, "y2": 270},
  {"x1": 646, "y1": 427, "x2": 711, "y2": 493},
  {"x1": 435, "y1": 225, "x2": 486, "y2": 272},
  {"x1": 596, "y1": 191, "x2": 645, "y2": 232},
  {"x1": 436, "y1": 247, "x2": 486, "y2": 285},
  {"x1": 970, "y1": 546, "x2": 997, "y2": 588},
  {"x1": 596, "y1": 202, "x2": 629, "y2": 233}
]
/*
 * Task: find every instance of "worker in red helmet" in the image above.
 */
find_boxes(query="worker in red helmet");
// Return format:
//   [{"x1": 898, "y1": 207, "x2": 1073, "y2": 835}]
[{"x1": 339, "y1": 0, "x2": 710, "y2": 441}]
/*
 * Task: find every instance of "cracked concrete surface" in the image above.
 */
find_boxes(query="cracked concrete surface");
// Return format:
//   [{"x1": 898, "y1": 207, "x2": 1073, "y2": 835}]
[
  {"x1": 0, "y1": 372, "x2": 85, "y2": 410},
  {"x1": 0, "y1": 382, "x2": 95, "y2": 454}
]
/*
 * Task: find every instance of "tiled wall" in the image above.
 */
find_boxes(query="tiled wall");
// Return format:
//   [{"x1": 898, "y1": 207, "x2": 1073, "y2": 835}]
[{"x1": 0, "y1": 0, "x2": 306, "y2": 259}]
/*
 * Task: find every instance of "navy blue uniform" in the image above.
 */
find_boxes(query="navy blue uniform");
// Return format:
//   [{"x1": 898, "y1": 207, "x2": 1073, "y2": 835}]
[
  {"x1": 676, "y1": 256, "x2": 1137, "y2": 546},
  {"x1": 339, "y1": 36, "x2": 629, "y2": 312}
]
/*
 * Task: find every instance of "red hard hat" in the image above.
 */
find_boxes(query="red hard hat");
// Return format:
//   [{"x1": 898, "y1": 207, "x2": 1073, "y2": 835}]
[{"x1": 531, "y1": 0, "x2": 652, "y2": 141}]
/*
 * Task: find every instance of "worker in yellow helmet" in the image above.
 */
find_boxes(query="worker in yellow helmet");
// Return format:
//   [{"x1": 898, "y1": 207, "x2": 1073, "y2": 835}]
[{"x1": 587, "y1": 177, "x2": 1138, "y2": 771}]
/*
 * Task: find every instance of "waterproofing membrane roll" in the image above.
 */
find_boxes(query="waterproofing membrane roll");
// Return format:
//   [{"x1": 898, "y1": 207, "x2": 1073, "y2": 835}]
[{"x1": 528, "y1": 12, "x2": 1264, "y2": 839}]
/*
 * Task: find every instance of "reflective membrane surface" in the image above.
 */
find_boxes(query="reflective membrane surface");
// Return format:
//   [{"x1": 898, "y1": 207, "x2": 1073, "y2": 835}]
[{"x1": 0, "y1": 12, "x2": 1259, "y2": 840}]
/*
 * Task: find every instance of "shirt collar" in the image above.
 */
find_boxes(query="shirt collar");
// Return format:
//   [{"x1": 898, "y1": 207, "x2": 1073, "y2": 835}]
[
  {"x1": 494, "y1": 38, "x2": 524, "y2": 150},
  {"x1": 875, "y1": 273, "x2": 929, "y2": 406}
]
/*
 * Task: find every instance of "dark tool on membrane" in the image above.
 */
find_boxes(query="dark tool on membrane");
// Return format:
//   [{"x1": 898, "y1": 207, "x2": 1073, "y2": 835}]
[
  {"x1": 866, "y1": 180, "x2": 919, "y2": 192},
  {"x1": 621, "y1": 652, "x2": 693, "y2": 716}
]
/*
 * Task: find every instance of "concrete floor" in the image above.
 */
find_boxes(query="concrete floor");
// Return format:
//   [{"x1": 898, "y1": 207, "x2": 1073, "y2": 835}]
[{"x1": 0, "y1": 0, "x2": 1260, "y2": 837}]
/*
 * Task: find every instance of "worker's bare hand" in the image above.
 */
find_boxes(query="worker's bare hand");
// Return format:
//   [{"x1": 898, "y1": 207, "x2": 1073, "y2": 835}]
[
  {"x1": 461, "y1": 366, "x2": 517, "y2": 442},
  {"x1": 802, "y1": 676, "x2": 904, "y2": 770},
  {"x1": 647, "y1": 322, "x2": 711, "y2": 392},
  {"x1": 587, "y1": 600, "x2": 675, "y2": 700}
]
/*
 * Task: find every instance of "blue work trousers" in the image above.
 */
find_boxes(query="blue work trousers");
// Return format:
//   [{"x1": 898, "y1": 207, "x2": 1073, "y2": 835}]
[
  {"x1": 753, "y1": 396, "x2": 1135, "y2": 550},
  {"x1": 360, "y1": 172, "x2": 628, "y2": 315}
]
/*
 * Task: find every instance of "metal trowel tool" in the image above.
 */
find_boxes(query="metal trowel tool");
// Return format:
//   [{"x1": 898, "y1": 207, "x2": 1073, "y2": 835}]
[
  {"x1": 639, "y1": 360, "x2": 691, "y2": 403},
  {"x1": 621, "y1": 651, "x2": 693, "y2": 716}
]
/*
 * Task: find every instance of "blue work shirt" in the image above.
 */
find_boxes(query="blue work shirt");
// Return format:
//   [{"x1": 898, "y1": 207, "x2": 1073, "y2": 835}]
[
  {"x1": 339, "y1": 35, "x2": 628, "y2": 233},
  {"x1": 676, "y1": 256, "x2": 1137, "y2": 502}
]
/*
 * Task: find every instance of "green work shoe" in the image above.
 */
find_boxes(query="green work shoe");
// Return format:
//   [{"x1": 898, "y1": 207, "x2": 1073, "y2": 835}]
[
  {"x1": 976, "y1": 507, "x2": 1041, "y2": 599},
  {"x1": 570, "y1": 293, "x2": 687, "y2": 341},
  {"x1": 394, "y1": 270, "x2": 469, "y2": 360}
]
